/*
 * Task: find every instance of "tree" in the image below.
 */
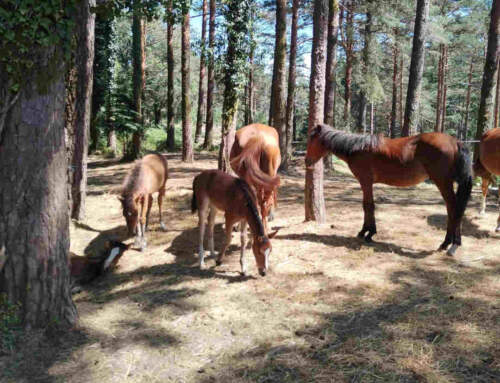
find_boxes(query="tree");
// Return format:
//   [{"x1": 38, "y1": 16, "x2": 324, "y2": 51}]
[
  {"x1": 270, "y1": 0, "x2": 287, "y2": 161},
  {"x1": 284, "y1": 0, "x2": 301, "y2": 170},
  {"x1": 340, "y1": 0, "x2": 355, "y2": 128},
  {"x1": 194, "y1": 0, "x2": 208, "y2": 144},
  {"x1": 166, "y1": 0, "x2": 176, "y2": 151},
  {"x1": 70, "y1": 0, "x2": 96, "y2": 221},
  {"x1": 474, "y1": 0, "x2": 500, "y2": 160},
  {"x1": 462, "y1": 56, "x2": 474, "y2": 140},
  {"x1": 305, "y1": 0, "x2": 328, "y2": 222},
  {"x1": 357, "y1": 2, "x2": 373, "y2": 133},
  {"x1": 181, "y1": 1, "x2": 194, "y2": 162},
  {"x1": 203, "y1": 0, "x2": 216, "y2": 149},
  {"x1": 218, "y1": 0, "x2": 253, "y2": 171},
  {"x1": 390, "y1": 28, "x2": 399, "y2": 138},
  {"x1": 0, "y1": 1, "x2": 78, "y2": 327},
  {"x1": 402, "y1": 0, "x2": 430, "y2": 137}
]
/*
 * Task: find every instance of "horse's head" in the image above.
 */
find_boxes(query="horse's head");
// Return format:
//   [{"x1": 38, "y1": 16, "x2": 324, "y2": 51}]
[
  {"x1": 251, "y1": 231, "x2": 278, "y2": 276},
  {"x1": 305, "y1": 124, "x2": 329, "y2": 167},
  {"x1": 118, "y1": 195, "x2": 139, "y2": 236}
]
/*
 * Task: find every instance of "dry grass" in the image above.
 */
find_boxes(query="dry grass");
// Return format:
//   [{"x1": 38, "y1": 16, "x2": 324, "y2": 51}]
[{"x1": 1, "y1": 152, "x2": 499, "y2": 383}]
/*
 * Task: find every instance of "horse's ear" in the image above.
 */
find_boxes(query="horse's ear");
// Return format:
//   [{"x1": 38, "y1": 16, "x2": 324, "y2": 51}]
[{"x1": 268, "y1": 230, "x2": 279, "y2": 239}]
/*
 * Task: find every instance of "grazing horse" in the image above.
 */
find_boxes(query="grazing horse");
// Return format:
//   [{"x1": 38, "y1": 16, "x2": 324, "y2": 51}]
[
  {"x1": 473, "y1": 128, "x2": 500, "y2": 231},
  {"x1": 191, "y1": 170, "x2": 278, "y2": 276},
  {"x1": 305, "y1": 124, "x2": 473, "y2": 256},
  {"x1": 70, "y1": 241, "x2": 130, "y2": 292},
  {"x1": 230, "y1": 124, "x2": 281, "y2": 233},
  {"x1": 119, "y1": 153, "x2": 168, "y2": 250}
]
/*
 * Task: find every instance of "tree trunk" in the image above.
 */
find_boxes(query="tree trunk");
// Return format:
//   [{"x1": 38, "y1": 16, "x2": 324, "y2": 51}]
[
  {"x1": 390, "y1": 28, "x2": 399, "y2": 138},
  {"x1": 435, "y1": 44, "x2": 444, "y2": 132},
  {"x1": 166, "y1": 0, "x2": 175, "y2": 151},
  {"x1": 399, "y1": 56, "x2": 404, "y2": 131},
  {"x1": 464, "y1": 57, "x2": 474, "y2": 139},
  {"x1": 203, "y1": 0, "x2": 216, "y2": 149},
  {"x1": 195, "y1": 0, "x2": 208, "y2": 144},
  {"x1": 131, "y1": 7, "x2": 145, "y2": 158},
  {"x1": 271, "y1": 0, "x2": 287, "y2": 164},
  {"x1": 358, "y1": 7, "x2": 372, "y2": 133},
  {"x1": 402, "y1": 0, "x2": 430, "y2": 137},
  {"x1": 0, "y1": 52, "x2": 77, "y2": 328},
  {"x1": 305, "y1": 0, "x2": 328, "y2": 223},
  {"x1": 284, "y1": 0, "x2": 301, "y2": 170},
  {"x1": 494, "y1": 58, "x2": 500, "y2": 129},
  {"x1": 245, "y1": 46, "x2": 255, "y2": 125},
  {"x1": 475, "y1": 0, "x2": 500, "y2": 161},
  {"x1": 71, "y1": 0, "x2": 95, "y2": 221},
  {"x1": 342, "y1": 1, "x2": 354, "y2": 129},
  {"x1": 440, "y1": 45, "x2": 448, "y2": 133},
  {"x1": 182, "y1": 9, "x2": 194, "y2": 163},
  {"x1": 370, "y1": 103, "x2": 375, "y2": 134}
]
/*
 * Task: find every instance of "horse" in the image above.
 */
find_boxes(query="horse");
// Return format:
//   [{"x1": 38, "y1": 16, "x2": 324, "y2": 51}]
[
  {"x1": 473, "y1": 127, "x2": 500, "y2": 231},
  {"x1": 305, "y1": 124, "x2": 473, "y2": 256},
  {"x1": 191, "y1": 170, "x2": 278, "y2": 276},
  {"x1": 119, "y1": 153, "x2": 168, "y2": 250},
  {"x1": 70, "y1": 241, "x2": 130, "y2": 292},
  {"x1": 230, "y1": 124, "x2": 281, "y2": 234}
]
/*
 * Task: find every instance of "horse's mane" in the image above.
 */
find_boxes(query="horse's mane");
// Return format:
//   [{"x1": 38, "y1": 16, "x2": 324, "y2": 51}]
[
  {"x1": 235, "y1": 178, "x2": 266, "y2": 237},
  {"x1": 230, "y1": 137, "x2": 280, "y2": 192},
  {"x1": 313, "y1": 124, "x2": 382, "y2": 156},
  {"x1": 122, "y1": 159, "x2": 145, "y2": 198}
]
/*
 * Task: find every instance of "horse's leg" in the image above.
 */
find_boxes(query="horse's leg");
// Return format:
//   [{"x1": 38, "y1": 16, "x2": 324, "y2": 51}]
[
  {"x1": 434, "y1": 181, "x2": 456, "y2": 253},
  {"x1": 480, "y1": 176, "x2": 489, "y2": 215},
  {"x1": 217, "y1": 214, "x2": 237, "y2": 266},
  {"x1": 208, "y1": 205, "x2": 216, "y2": 258},
  {"x1": 158, "y1": 187, "x2": 167, "y2": 231},
  {"x1": 198, "y1": 199, "x2": 209, "y2": 269},
  {"x1": 145, "y1": 193, "x2": 153, "y2": 231},
  {"x1": 357, "y1": 181, "x2": 377, "y2": 242},
  {"x1": 139, "y1": 195, "x2": 149, "y2": 250},
  {"x1": 239, "y1": 220, "x2": 248, "y2": 276}
]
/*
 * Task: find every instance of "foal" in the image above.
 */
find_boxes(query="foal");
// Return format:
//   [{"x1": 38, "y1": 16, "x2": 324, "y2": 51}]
[
  {"x1": 191, "y1": 170, "x2": 277, "y2": 276},
  {"x1": 119, "y1": 153, "x2": 168, "y2": 250}
]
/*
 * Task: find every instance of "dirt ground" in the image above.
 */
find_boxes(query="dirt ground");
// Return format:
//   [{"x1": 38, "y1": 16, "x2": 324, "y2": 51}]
[{"x1": 2, "y1": 152, "x2": 499, "y2": 383}]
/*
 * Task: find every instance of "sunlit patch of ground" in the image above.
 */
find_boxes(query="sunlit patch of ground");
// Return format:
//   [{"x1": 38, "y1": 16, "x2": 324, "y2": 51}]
[{"x1": 1, "y1": 152, "x2": 499, "y2": 383}]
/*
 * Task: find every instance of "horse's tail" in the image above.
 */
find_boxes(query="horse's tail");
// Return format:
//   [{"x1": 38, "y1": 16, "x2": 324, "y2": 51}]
[
  {"x1": 230, "y1": 139, "x2": 280, "y2": 193},
  {"x1": 454, "y1": 143, "x2": 473, "y2": 223},
  {"x1": 191, "y1": 178, "x2": 198, "y2": 214}
]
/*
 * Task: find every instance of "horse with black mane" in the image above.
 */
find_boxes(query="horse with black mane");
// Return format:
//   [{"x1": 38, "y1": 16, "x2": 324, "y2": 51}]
[
  {"x1": 192, "y1": 170, "x2": 277, "y2": 276},
  {"x1": 305, "y1": 124, "x2": 473, "y2": 256}
]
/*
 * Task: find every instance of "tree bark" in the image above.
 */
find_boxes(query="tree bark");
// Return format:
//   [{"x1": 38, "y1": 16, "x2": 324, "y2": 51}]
[
  {"x1": 398, "y1": 56, "x2": 404, "y2": 131},
  {"x1": 440, "y1": 45, "x2": 448, "y2": 133},
  {"x1": 284, "y1": 0, "x2": 301, "y2": 170},
  {"x1": 0, "y1": 51, "x2": 77, "y2": 328},
  {"x1": 203, "y1": 0, "x2": 216, "y2": 149},
  {"x1": 390, "y1": 28, "x2": 399, "y2": 138},
  {"x1": 166, "y1": 0, "x2": 175, "y2": 151},
  {"x1": 182, "y1": 9, "x2": 194, "y2": 162},
  {"x1": 195, "y1": 0, "x2": 208, "y2": 144},
  {"x1": 71, "y1": 0, "x2": 95, "y2": 221},
  {"x1": 271, "y1": 0, "x2": 287, "y2": 163},
  {"x1": 131, "y1": 7, "x2": 145, "y2": 158},
  {"x1": 475, "y1": 0, "x2": 500, "y2": 161},
  {"x1": 305, "y1": 0, "x2": 328, "y2": 223},
  {"x1": 358, "y1": 6, "x2": 373, "y2": 133},
  {"x1": 342, "y1": 1, "x2": 354, "y2": 129},
  {"x1": 494, "y1": 58, "x2": 500, "y2": 129},
  {"x1": 245, "y1": 46, "x2": 255, "y2": 125},
  {"x1": 435, "y1": 44, "x2": 444, "y2": 132},
  {"x1": 402, "y1": 0, "x2": 430, "y2": 137}
]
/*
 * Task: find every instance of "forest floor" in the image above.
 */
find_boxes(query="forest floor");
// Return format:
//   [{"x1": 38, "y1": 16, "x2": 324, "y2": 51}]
[{"x1": 2, "y1": 152, "x2": 499, "y2": 383}]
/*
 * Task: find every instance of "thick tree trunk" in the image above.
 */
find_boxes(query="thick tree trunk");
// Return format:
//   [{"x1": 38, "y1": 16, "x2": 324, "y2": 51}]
[
  {"x1": 284, "y1": 0, "x2": 301, "y2": 170},
  {"x1": 494, "y1": 58, "x2": 500, "y2": 129},
  {"x1": 65, "y1": 64, "x2": 77, "y2": 213},
  {"x1": 399, "y1": 56, "x2": 404, "y2": 131},
  {"x1": 475, "y1": 0, "x2": 500, "y2": 161},
  {"x1": 245, "y1": 47, "x2": 255, "y2": 125},
  {"x1": 342, "y1": 1, "x2": 354, "y2": 129},
  {"x1": 166, "y1": 1, "x2": 175, "y2": 151},
  {"x1": 440, "y1": 45, "x2": 448, "y2": 133},
  {"x1": 195, "y1": 0, "x2": 208, "y2": 144},
  {"x1": 402, "y1": 0, "x2": 430, "y2": 137},
  {"x1": 182, "y1": 10, "x2": 194, "y2": 162},
  {"x1": 71, "y1": 0, "x2": 95, "y2": 221},
  {"x1": 370, "y1": 103, "x2": 375, "y2": 134},
  {"x1": 358, "y1": 7, "x2": 372, "y2": 133},
  {"x1": 0, "y1": 52, "x2": 77, "y2": 328},
  {"x1": 305, "y1": 0, "x2": 328, "y2": 223},
  {"x1": 271, "y1": 0, "x2": 287, "y2": 164},
  {"x1": 435, "y1": 44, "x2": 444, "y2": 132},
  {"x1": 203, "y1": 0, "x2": 216, "y2": 149},
  {"x1": 390, "y1": 28, "x2": 399, "y2": 138},
  {"x1": 131, "y1": 8, "x2": 145, "y2": 158}
]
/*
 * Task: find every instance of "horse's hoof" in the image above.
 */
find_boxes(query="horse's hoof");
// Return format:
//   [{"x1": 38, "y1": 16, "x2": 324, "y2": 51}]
[
  {"x1": 495, "y1": 225, "x2": 500, "y2": 232},
  {"x1": 199, "y1": 263, "x2": 207, "y2": 270},
  {"x1": 357, "y1": 231, "x2": 366, "y2": 239},
  {"x1": 160, "y1": 222, "x2": 167, "y2": 231},
  {"x1": 446, "y1": 244, "x2": 458, "y2": 256},
  {"x1": 215, "y1": 259, "x2": 222, "y2": 266},
  {"x1": 240, "y1": 270, "x2": 247, "y2": 277},
  {"x1": 133, "y1": 237, "x2": 142, "y2": 248},
  {"x1": 479, "y1": 210, "x2": 486, "y2": 216},
  {"x1": 364, "y1": 236, "x2": 373, "y2": 243}
]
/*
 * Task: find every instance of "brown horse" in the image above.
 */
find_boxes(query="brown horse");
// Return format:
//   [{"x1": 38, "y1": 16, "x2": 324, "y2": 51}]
[
  {"x1": 230, "y1": 124, "x2": 281, "y2": 233},
  {"x1": 192, "y1": 170, "x2": 278, "y2": 276},
  {"x1": 119, "y1": 153, "x2": 168, "y2": 250},
  {"x1": 473, "y1": 128, "x2": 500, "y2": 231},
  {"x1": 305, "y1": 124, "x2": 473, "y2": 256}
]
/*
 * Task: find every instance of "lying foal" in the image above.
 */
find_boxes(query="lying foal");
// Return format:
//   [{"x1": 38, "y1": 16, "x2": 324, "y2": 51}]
[{"x1": 191, "y1": 170, "x2": 277, "y2": 276}]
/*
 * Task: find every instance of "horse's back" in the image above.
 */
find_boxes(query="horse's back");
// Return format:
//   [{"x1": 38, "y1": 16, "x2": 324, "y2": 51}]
[
  {"x1": 142, "y1": 153, "x2": 168, "y2": 190},
  {"x1": 235, "y1": 124, "x2": 279, "y2": 149},
  {"x1": 480, "y1": 128, "x2": 500, "y2": 174}
]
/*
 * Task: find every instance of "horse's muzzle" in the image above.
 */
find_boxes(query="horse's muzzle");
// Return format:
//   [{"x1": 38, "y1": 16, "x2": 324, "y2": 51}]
[{"x1": 259, "y1": 268, "x2": 266, "y2": 277}]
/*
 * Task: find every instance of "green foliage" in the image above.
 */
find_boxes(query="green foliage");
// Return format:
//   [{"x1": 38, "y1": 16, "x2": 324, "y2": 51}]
[
  {"x1": 0, "y1": 293, "x2": 22, "y2": 355},
  {"x1": 0, "y1": 0, "x2": 76, "y2": 92}
]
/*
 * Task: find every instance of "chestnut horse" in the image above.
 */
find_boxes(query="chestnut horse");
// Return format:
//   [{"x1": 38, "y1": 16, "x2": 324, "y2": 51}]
[
  {"x1": 230, "y1": 124, "x2": 281, "y2": 233},
  {"x1": 473, "y1": 128, "x2": 500, "y2": 231},
  {"x1": 119, "y1": 153, "x2": 168, "y2": 250},
  {"x1": 305, "y1": 124, "x2": 473, "y2": 256},
  {"x1": 192, "y1": 170, "x2": 277, "y2": 276}
]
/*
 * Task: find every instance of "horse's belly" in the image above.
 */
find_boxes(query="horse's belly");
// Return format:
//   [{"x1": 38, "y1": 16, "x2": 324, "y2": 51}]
[{"x1": 373, "y1": 161, "x2": 427, "y2": 187}]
